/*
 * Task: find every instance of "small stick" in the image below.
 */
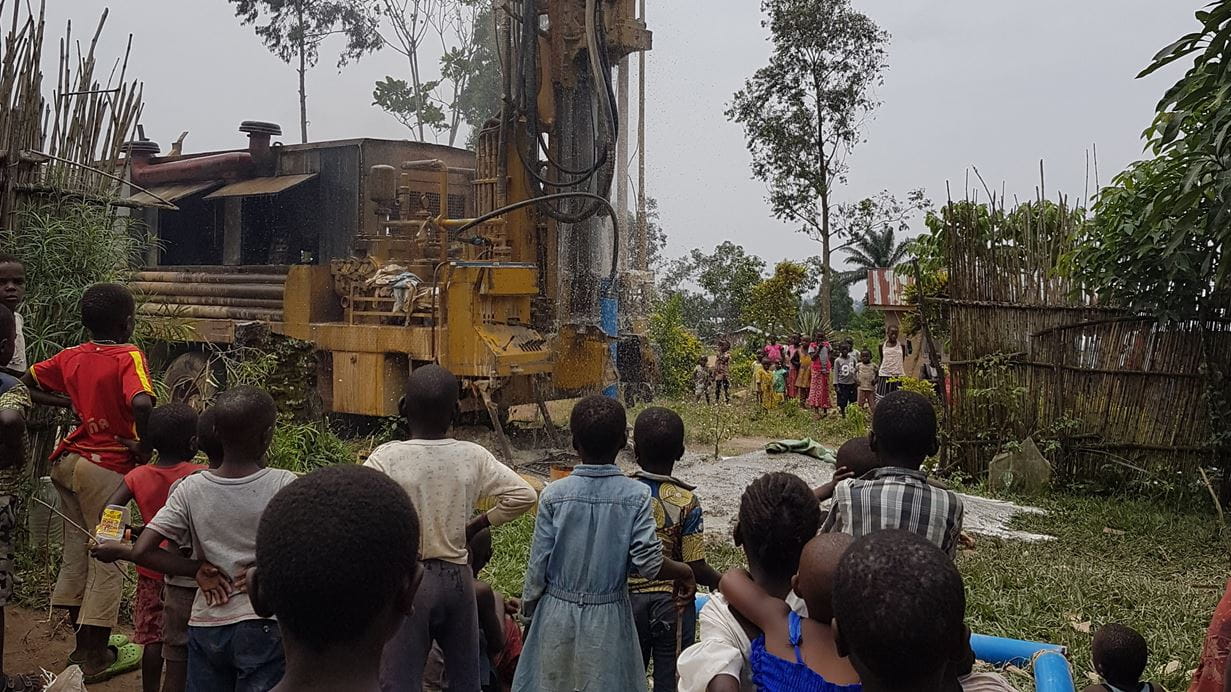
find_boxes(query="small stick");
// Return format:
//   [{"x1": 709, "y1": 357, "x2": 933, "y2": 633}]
[
  {"x1": 30, "y1": 495, "x2": 132, "y2": 583},
  {"x1": 674, "y1": 604, "x2": 684, "y2": 683},
  {"x1": 1198, "y1": 466, "x2": 1225, "y2": 532}
]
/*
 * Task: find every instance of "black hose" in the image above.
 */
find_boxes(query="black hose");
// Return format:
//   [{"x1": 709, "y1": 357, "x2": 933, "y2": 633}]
[{"x1": 453, "y1": 191, "x2": 620, "y2": 278}]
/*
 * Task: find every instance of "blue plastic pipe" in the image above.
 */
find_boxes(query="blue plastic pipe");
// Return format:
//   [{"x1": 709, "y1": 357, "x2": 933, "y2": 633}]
[
  {"x1": 971, "y1": 633, "x2": 1074, "y2": 692},
  {"x1": 599, "y1": 280, "x2": 619, "y2": 399}
]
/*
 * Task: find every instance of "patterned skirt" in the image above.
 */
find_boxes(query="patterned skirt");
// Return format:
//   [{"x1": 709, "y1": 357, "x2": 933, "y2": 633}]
[{"x1": 806, "y1": 371, "x2": 830, "y2": 409}]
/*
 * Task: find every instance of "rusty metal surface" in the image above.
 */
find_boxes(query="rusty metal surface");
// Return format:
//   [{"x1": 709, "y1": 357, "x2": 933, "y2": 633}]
[
  {"x1": 134, "y1": 271, "x2": 287, "y2": 284},
  {"x1": 203, "y1": 173, "x2": 317, "y2": 199},
  {"x1": 132, "y1": 281, "x2": 283, "y2": 300},
  {"x1": 123, "y1": 180, "x2": 221, "y2": 207},
  {"x1": 137, "y1": 303, "x2": 283, "y2": 321}
]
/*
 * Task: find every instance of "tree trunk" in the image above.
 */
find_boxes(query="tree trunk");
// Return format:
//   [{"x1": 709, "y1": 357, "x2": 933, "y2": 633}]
[
  {"x1": 821, "y1": 191, "x2": 832, "y2": 328},
  {"x1": 297, "y1": 5, "x2": 308, "y2": 144}
]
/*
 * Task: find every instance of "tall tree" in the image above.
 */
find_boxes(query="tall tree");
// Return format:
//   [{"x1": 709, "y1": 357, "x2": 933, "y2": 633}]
[
  {"x1": 626, "y1": 197, "x2": 667, "y2": 270},
  {"x1": 727, "y1": 0, "x2": 888, "y2": 325},
  {"x1": 230, "y1": 0, "x2": 381, "y2": 143},
  {"x1": 744, "y1": 261, "x2": 809, "y2": 335},
  {"x1": 372, "y1": 0, "x2": 502, "y2": 146},
  {"x1": 658, "y1": 242, "x2": 766, "y2": 336},
  {"x1": 835, "y1": 190, "x2": 930, "y2": 286}
]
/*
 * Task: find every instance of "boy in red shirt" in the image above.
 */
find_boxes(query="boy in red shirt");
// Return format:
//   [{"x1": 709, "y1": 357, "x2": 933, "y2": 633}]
[
  {"x1": 94, "y1": 403, "x2": 205, "y2": 692},
  {"x1": 22, "y1": 283, "x2": 154, "y2": 683}
]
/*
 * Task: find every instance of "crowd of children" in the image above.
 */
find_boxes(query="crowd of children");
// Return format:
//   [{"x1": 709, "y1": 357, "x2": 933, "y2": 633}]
[
  {"x1": 706, "y1": 332, "x2": 888, "y2": 419},
  {"x1": 0, "y1": 257, "x2": 1198, "y2": 692}
]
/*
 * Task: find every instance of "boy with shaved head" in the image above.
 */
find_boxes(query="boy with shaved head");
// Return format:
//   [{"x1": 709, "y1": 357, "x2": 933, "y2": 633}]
[{"x1": 364, "y1": 364, "x2": 536, "y2": 691}]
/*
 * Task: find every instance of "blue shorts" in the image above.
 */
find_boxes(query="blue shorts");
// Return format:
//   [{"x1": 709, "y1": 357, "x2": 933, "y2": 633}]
[{"x1": 187, "y1": 620, "x2": 284, "y2": 692}]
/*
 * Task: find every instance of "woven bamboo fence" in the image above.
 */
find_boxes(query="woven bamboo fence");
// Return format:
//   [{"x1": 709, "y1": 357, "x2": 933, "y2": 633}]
[
  {"x1": 941, "y1": 194, "x2": 1231, "y2": 482},
  {"x1": 0, "y1": 1, "x2": 143, "y2": 476}
]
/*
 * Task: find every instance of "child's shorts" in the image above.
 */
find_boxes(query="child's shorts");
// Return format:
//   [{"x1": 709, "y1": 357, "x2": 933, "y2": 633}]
[
  {"x1": 162, "y1": 583, "x2": 196, "y2": 662},
  {"x1": 0, "y1": 494, "x2": 17, "y2": 608},
  {"x1": 133, "y1": 574, "x2": 165, "y2": 645}
]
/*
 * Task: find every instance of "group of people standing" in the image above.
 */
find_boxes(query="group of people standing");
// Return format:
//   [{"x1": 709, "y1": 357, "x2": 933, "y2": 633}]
[{"x1": 695, "y1": 326, "x2": 913, "y2": 418}]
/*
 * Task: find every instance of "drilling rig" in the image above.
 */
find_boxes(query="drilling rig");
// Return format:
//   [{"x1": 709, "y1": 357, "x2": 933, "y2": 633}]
[{"x1": 127, "y1": 0, "x2": 653, "y2": 451}]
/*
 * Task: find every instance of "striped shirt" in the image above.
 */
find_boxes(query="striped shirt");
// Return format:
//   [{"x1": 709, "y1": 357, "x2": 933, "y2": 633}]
[{"x1": 821, "y1": 467, "x2": 964, "y2": 557}]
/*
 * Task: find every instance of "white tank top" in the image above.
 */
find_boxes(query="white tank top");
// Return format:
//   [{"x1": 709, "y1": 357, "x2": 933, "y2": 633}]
[{"x1": 880, "y1": 340, "x2": 905, "y2": 377}]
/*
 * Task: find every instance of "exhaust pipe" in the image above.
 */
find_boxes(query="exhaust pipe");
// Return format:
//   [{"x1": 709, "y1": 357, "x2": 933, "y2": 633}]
[{"x1": 125, "y1": 121, "x2": 282, "y2": 187}]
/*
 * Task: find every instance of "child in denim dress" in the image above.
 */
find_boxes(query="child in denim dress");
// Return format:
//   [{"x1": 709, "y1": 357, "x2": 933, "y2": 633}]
[{"x1": 513, "y1": 396, "x2": 696, "y2": 692}]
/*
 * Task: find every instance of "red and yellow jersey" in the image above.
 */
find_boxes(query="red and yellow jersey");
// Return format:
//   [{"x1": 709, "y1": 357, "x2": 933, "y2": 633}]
[{"x1": 32, "y1": 342, "x2": 154, "y2": 474}]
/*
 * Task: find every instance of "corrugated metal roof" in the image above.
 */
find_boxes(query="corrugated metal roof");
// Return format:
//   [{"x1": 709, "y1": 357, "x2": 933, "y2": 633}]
[
  {"x1": 123, "y1": 180, "x2": 222, "y2": 208},
  {"x1": 867, "y1": 268, "x2": 913, "y2": 308},
  {"x1": 203, "y1": 173, "x2": 318, "y2": 199}
]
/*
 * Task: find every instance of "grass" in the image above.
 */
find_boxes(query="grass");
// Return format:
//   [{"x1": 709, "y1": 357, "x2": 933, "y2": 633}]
[{"x1": 633, "y1": 393, "x2": 870, "y2": 455}]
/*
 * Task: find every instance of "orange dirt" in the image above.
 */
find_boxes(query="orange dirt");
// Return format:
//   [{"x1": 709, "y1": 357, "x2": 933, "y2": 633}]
[{"x1": 5, "y1": 605, "x2": 140, "y2": 691}]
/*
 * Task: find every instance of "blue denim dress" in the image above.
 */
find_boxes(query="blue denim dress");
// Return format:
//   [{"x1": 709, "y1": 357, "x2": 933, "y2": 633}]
[{"x1": 512, "y1": 464, "x2": 665, "y2": 692}]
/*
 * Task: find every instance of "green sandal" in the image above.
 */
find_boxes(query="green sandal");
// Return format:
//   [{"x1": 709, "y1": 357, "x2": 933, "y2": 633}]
[
  {"x1": 81, "y1": 643, "x2": 142, "y2": 685},
  {"x1": 64, "y1": 635, "x2": 129, "y2": 670}
]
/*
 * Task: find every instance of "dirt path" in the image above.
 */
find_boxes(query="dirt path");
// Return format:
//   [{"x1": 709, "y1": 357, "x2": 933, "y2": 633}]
[
  {"x1": 5, "y1": 606, "x2": 139, "y2": 690},
  {"x1": 672, "y1": 449, "x2": 1051, "y2": 542}
]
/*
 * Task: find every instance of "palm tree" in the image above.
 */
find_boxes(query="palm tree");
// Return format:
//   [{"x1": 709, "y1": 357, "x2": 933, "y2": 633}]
[{"x1": 835, "y1": 225, "x2": 912, "y2": 287}]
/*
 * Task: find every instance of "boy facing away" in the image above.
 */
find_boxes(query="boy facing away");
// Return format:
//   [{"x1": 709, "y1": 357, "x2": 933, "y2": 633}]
[
  {"x1": 250, "y1": 465, "x2": 424, "y2": 692},
  {"x1": 821, "y1": 391, "x2": 965, "y2": 557},
  {"x1": 92, "y1": 403, "x2": 206, "y2": 692},
  {"x1": 134, "y1": 386, "x2": 297, "y2": 691},
  {"x1": 364, "y1": 364, "x2": 536, "y2": 692},
  {"x1": 513, "y1": 396, "x2": 695, "y2": 692},
  {"x1": 677, "y1": 472, "x2": 820, "y2": 692},
  {"x1": 23, "y1": 283, "x2": 154, "y2": 682},
  {"x1": 833, "y1": 530, "x2": 968, "y2": 692},
  {"x1": 629, "y1": 407, "x2": 721, "y2": 692}
]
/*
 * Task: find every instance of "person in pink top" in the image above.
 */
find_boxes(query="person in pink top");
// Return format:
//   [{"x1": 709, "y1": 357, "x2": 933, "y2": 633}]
[
  {"x1": 806, "y1": 332, "x2": 832, "y2": 418},
  {"x1": 763, "y1": 337, "x2": 784, "y2": 366}
]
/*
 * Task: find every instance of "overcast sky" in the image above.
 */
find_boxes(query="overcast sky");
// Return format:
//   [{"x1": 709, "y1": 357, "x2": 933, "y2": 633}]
[{"x1": 44, "y1": 1, "x2": 1203, "y2": 275}]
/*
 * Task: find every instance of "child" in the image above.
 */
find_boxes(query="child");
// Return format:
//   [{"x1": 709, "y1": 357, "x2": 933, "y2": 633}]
[
  {"x1": 424, "y1": 528, "x2": 525, "y2": 692},
  {"x1": 694, "y1": 356, "x2": 713, "y2": 405},
  {"x1": 771, "y1": 362, "x2": 788, "y2": 409},
  {"x1": 1084, "y1": 624, "x2": 1159, "y2": 692},
  {"x1": 806, "y1": 334, "x2": 831, "y2": 417},
  {"x1": 877, "y1": 325, "x2": 909, "y2": 400},
  {"x1": 160, "y1": 406, "x2": 224, "y2": 692},
  {"x1": 23, "y1": 282, "x2": 153, "y2": 682},
  {"x1": 364, "y1": 364, "x2": 536, "y2": 691},
  {"x1": 786, "y1": 335, "x2": 801, "y2": 400},
  {"x1": 795, "y1": 343, "x2": 812, "y2": 404},
  {"x1": 513, "y1": 396, "x2": 696, "y2": 692},
  {"x1": 0, "y1": 255, "x2": 26, "y2": 372},
  {"x1": 677, "y1": 472, "x2": 820, "y2": 692},
  {"x1": 92, "y1": 403, "x2": 206, "y2": 692},
  {"x1": 833, "y1": 344, "x2": 858, "y2": 417},
  {"x1": 714, "y1": 341, "x2": 732, "y2": 404},
  {"x1": 833, "y1": 530, "x2": 967, "y2": 692},
  {"x1": 855, "y1": 350, "x2": 877, "y2": 411},
  {"x1": 0, "y1": 305, "x2": 40, "y2": 692},
  {"x1": 720, "y1": 533, "x2": 859, "y2": 691},
  {"x1": 812, "y1": 436, "x2": 878, "y2": 503},
  {"x1": 764, "y1": 337, "x2": 783, "y2": 366},
  {"x1": 250, "y1": 465, "x2": 423, "y2": 692},
  {"x1": 134, "y1": 386, "x2": 297, "y2": 691},
  {"x1": 755, "y1": 359, "x2": 775, "y2": 411},
  {"x1": 822, "y1": 391, "x2": 965, "y2": 556},
  {"x1": 630, "y1": 407, "x2": 722, "y2": 692}
]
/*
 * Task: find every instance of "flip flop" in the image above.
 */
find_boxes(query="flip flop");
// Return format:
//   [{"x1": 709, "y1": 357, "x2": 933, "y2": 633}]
[{"x1": 81, "y1": 642, "x2": 142, "y2": 685}]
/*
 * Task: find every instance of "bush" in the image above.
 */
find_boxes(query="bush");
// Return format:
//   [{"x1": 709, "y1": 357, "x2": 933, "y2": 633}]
[
  {"x1": 10, "y1": 198, "x2": 147, "y2": 360},
  {"x1": 267, "y1": 422, "x2": 356, "y2": 473},
  {"x1": 650, "y1": 295, "x2": 704, "y2": 397}
]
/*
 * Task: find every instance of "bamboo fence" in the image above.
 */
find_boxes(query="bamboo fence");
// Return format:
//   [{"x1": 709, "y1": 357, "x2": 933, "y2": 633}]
[
  {"x1": 0, "y1": 0, "x2": 144, "y2": 473},
  {"x1": 942, "y1": 191, "x2": 1231, "y2": 483}
]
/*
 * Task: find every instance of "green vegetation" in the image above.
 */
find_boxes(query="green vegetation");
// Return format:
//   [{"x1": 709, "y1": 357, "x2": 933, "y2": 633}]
[{"x1": 649, "y1": 295, "x2": 705, "y2": 397}]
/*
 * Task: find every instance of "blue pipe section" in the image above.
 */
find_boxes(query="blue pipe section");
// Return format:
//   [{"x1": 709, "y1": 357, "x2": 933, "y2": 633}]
[
  {"x1": 971, "y1": 634, "x2": 1074, "y2": 692},
  {"x1": 599, "y1": 279, "x2": 618, "y2": 399}
]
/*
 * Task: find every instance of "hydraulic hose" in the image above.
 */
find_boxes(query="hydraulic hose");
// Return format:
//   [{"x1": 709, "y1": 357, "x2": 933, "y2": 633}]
[{"x1": 452, "y1": 191, "x2": 620, "y2": 279}]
